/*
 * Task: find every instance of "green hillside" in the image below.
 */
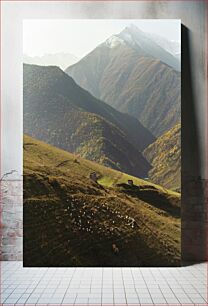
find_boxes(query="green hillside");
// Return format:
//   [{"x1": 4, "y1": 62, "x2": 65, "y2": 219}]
[
  {"x1": 24, "y1": 135, "x2": 181, "y2": 267},
  {"x1": 23, "y1": 63, "x2": 154, "y2": 178},
  {"x1": 143, "y1": 123, "x2": 181, "y2": 191}
]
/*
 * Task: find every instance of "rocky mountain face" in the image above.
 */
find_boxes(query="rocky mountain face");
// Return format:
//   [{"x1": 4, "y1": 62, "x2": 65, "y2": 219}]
[{"x1": 66, "y1": 25, "x2": 181, "y2": 137}]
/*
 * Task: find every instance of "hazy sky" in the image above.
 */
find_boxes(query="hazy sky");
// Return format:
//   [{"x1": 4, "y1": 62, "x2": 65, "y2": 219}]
[{"x1": 23, "y1": 19, "x2": 181, "y2": 58}]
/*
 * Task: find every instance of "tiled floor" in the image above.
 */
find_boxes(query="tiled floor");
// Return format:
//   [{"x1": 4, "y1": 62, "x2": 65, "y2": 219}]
[{"x1": 0, "y1": 262, "x2": 207, "y2": 305}]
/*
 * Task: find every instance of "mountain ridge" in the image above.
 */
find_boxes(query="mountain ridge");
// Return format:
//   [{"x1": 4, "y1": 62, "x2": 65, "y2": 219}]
[
  {"x1": 23, "y1": 53, "x2": 79, "y2": 70},
  {"x1": 66, "y1": 25, "x2": 181, "y2": 136},
  {"x1": 23, "y1": 63, "x2": 154, "y2": 178},
  {"x1": 115, "y1": 25, "x2": 180, "y2": 71}
]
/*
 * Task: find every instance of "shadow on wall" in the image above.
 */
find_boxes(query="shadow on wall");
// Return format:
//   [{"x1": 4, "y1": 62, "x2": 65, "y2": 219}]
[{"x1": 181, "y1": 25, "x2": 207, "y2": 264}]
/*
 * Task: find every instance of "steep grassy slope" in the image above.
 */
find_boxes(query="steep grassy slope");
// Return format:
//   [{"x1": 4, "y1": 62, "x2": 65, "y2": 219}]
[
  {"x1": 144, "y1": 124, "x2": 181, "y2": 192},
  {"x1": 24, "y1": 135, "x2": 180, "y2": 267},
  {"x1": 24, "y1": 63, "x2": 154, "y2": 178},
  {"x1": 66, "y1": 26, "x2": 180, "y2": 137}
]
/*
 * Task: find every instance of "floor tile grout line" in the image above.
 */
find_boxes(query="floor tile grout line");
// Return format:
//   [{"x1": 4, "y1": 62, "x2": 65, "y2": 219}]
[
  {"x1": 62, "y1": 266, "x2": 77, "y2": 305},
  {"x1": 157, "y1": 269, "x2": 181, "y2": 304},
  {"x1": 140, "y1": 269, "x2": 154, "y2": 305},
  {"x1": 130, "y1": 267, "x2": 141, "y2": 305},
  {"x1": 121, "y1": 268, "x2": 128, "y2": 305}
]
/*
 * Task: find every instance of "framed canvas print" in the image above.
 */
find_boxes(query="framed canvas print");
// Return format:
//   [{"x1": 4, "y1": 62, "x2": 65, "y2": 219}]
[{"x1": 23, "y1": 19, "x2": 181, "y2": 267}]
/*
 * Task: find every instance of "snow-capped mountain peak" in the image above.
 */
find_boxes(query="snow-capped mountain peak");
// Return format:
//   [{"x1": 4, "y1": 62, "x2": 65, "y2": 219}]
[
  {"x1": 105, "y1": 35, "x2": 125, "y2": 48},
  {"x1": 119, "y1": 31, "x2": 136, "y2": 46},
  {"x1": 118, "y1": 25, "x2": 145, "y2": 48}
]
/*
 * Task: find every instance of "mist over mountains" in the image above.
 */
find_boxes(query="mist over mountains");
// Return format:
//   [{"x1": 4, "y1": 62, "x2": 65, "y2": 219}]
[
  {"x1": 146, "y1": 32, "x2": 180, "y2": 60},
  {"x1": 23, "y1": 53, "x2": 79, "y2": 70}
]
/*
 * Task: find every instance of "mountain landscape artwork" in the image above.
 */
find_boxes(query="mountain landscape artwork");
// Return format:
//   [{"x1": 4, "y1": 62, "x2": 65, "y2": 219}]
[{"x1": 23, "y1": 19, "x2": 181, "y2": 267}]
